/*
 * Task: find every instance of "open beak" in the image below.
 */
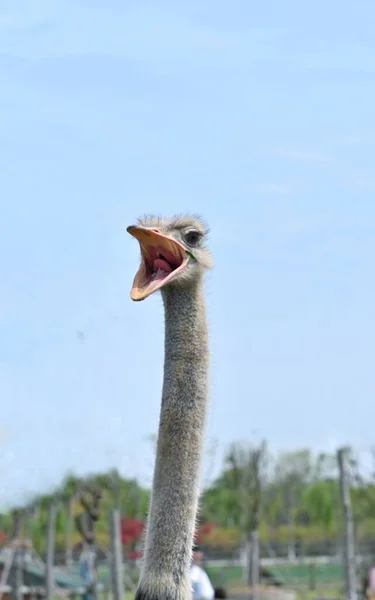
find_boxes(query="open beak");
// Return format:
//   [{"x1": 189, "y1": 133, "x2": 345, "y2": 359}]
[{"x1": 127, "y1": 225, "x2": 189, "y2": 301}]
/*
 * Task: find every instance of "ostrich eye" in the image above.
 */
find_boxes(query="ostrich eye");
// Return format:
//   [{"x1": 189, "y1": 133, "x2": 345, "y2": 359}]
[{"x1": 183, "y1": 230, "x2": 201, "y2": 247}]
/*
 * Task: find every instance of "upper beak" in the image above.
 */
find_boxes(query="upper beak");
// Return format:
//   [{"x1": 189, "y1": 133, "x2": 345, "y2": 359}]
[
  {"x1": 127, "y1": 224, "x2": 186, "y2": 249},
  {"x1": 127, "y1": 224, "x2": 156, "y2": 241}
]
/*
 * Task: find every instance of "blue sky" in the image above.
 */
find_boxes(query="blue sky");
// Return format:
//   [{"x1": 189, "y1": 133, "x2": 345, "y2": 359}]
[{"x1": 1, "y1": 0, "x2": 375, "y2": 509}]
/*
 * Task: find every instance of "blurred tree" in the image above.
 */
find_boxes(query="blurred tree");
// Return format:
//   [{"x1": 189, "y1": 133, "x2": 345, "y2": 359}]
[
  {"x1": 272, "y1": 448, "x2": 313, "y2": 559},
  {"x1": 4, "y1": 443, "x2": 375, "y2": 556}
]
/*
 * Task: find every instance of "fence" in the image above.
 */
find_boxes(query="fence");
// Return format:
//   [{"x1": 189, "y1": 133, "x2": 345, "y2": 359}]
[{"x1": 1, "y1": 445, "x2": 375, "y2": 600}]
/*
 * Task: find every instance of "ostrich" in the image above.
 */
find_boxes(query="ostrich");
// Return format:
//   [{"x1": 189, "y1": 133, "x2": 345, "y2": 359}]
[{"x1": 127, "y1": 215, "x2": 213, "y2": 600}]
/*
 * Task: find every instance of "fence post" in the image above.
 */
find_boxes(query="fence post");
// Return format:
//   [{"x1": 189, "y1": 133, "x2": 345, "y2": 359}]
[
  {"x1": 65, "y1": 496, "x2": 74, "y2": 568},
  {"x1": 248, "y1": 529, "x2": 260, "y2": 600},
  {"x1": 16, "y1": 516, "x2": 24, "y2": 600},
  {"x1": 309, "y1": 563, "x2": 316, "y2": 591},
  {"x1": 110, "y1": 509, "x2": 124, "y2": 600},
  {"x1": 45, "y1": 502, "x2": 57, "y2": 600},
  {"x1": 247, "y1": 444, "x2": 266, "y2": 600},
  {"x1": 337, "y1": 447, "x2": 357, "y2": 600}
]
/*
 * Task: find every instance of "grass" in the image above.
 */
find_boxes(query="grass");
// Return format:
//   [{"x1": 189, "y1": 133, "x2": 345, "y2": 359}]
[
  {"x1": 66, "y1": 561, "x2": 346, "y2": 600},
  {"x1": 64, "y1": 586, "x2": 344, "y2": 600},
  {"x1": 294, "y1": 589, "x2": 343, "y2": 600},
  {"x1": 205, "y1": 564, "x2": 344, "y2": 589},
  {"x1": 102, "y1": 593, "x2": 343, "y2": 600}
]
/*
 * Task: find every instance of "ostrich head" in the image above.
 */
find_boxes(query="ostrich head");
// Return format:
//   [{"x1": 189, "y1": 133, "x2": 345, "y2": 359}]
[{"x1": 127, "y1": 214, "x2": 212, "y2": 301}]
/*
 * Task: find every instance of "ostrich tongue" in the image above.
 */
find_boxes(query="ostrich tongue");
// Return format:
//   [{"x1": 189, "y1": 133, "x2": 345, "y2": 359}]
[
  {"x1": 153, "y1": 257, "x2": 172, "y2": 273},
  {"x1": 151, "y1": 257, "x2": 173, "y2": 281}
]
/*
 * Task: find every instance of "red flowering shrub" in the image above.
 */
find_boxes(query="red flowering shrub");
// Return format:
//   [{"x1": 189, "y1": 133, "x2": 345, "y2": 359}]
[
  {"x1": 194, "y1": 522, "x2": 216, "y2": 544},
  {"x1": 121, "y1": 518, "x2": 145, "y2": 556}
]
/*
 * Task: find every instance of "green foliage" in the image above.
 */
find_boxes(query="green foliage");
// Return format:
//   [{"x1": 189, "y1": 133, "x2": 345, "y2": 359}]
[
  {"x1": 1, "y1": 444, "x2": 375, "y2": 553},
  {"x1": 301, "y1": 480, "x2": 338, "y2": 531},
  {"x1": 0, "y1": 471, "x2": 150, "y2": 554},
  {"x1": 202, "y1": 445, "x2": 375, "y2": 547}
]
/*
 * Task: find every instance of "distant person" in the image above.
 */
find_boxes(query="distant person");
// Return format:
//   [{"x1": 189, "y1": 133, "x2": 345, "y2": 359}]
[
  {"x1": 368, "y1": 565, "x2": 375, "y2": 599},
  {"x1": 80, "y1": 546, "x2": 96, "y2": 600},
  {"x1": 191, "y1": 545, "x2": 215, "y2": 600}
]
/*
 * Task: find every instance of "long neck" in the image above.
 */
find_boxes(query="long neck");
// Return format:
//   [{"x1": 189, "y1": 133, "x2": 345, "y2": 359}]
[{"x1": 136, "y1": 284, "x2": 209, "y2": 600}]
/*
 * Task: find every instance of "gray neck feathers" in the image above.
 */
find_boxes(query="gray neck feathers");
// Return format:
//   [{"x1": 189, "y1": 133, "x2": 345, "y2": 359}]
[{"x1": 137, "y1": 283, "x2": 209, "y2": 600}]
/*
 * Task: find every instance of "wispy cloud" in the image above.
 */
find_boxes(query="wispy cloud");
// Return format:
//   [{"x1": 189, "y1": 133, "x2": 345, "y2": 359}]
[
  {"x1": 347, "y1": 174, "x2": 375, "y2": 191},
  {"x1": 0, "y1": 0, "x2": 54, "y2": 30},
  {"x1": 274, "y1": 218, "x2": 322, "y2": 236},
  {"x1": 276, "y1": 147, "x2": 334, "y2": 163},
  {"x1": 254, "y1": 181, "x2": 303, "y2": 195},
  {"x1": 339, "y1": 133, "x2": 368, "y2": 146},
  {"x1": 0, "y1": 0, "x2": 291, "y2": 71},
  {"x1": 294, "y1": 39, "x2": 375, "y2": 74}
]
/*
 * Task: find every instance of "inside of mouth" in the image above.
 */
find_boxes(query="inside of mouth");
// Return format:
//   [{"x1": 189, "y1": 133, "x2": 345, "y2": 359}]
[{"x1": 143, "y1": 245, "x2": 184, "y2": 285}]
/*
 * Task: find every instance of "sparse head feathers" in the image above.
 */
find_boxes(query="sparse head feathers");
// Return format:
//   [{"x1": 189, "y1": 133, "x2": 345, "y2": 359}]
[{"x1": 137, "y1": 214, "x2": 209, "y2": 238}]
